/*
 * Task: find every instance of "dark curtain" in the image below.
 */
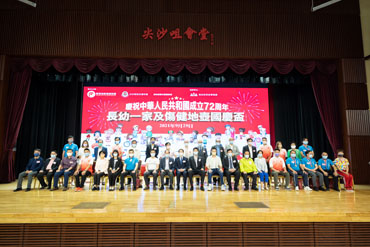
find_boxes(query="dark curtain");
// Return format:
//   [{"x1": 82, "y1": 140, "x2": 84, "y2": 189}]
[
  {"x1": 0, "y1": 68, "x2": 32, "y2": 183},
  {"x1": 273, "y1": 78, "x2": 334, "y2": 159},
  {"x1": 14, "y1": 69, "x2": 83, "y2": 176}
]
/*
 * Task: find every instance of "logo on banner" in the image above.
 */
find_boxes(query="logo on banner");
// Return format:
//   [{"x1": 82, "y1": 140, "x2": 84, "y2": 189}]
[
  {"x1": 87, "y1": 91, "x2": 96, "y2": 98},
  {"x1": 122, "y1": 91, "x2": 129, "y2": 98}
]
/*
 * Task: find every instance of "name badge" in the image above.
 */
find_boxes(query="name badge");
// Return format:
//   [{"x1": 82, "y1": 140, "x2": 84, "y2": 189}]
[
  {"x1": 154, "y1": 148, "x2": 157, "y2": 150},
  {"x1": 183, "y1": 160, "x2": 186, "y2": 163},
  {"x1": 233, "y1": 160, "x2": 236, "y2": 163},
  {"x1": 36, "y1": 161, "x2": 40, "y2": 163},
  {"x1": 69, "y1": 161, "x2": 73, "y2": 164},
  {"x1": 170, "y1": 162, "x2": 173, "y2": 164},
  {"x1": 221, "y1": 150, "x2": 224, "y2": 152},
  {"x1": 53, "y1": 162, "x2": 56, "y2": 164},
  {"x1": 198, "y1": 159, "x2": 201, "y2": 162}
]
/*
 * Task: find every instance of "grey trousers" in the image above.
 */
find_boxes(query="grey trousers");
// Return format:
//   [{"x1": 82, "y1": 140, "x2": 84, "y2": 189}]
[
  {"x1": 307, "y1": 170, "x2": 324, "y2": 187},
  {"x1": 271, "y1": 170, "x2": 290, "y2": 188},
  {"x1": 17, "y1": 171, "x2": 38, "y2": 189}
]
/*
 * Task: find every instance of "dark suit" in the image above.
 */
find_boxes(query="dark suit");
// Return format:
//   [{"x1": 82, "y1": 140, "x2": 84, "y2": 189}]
[
  {"x1": 242, "y1": 145, "x2": 257, "y2": 159},
  {"x1": 188, "y1": 155, "x2": 206, "y2": 187},
  {"x1": 108, "y1": 158, "x2": 123, "y2": 187},
  {"x1": 94, "y1": 146, "x2": 108, "y2": 161},
  {"x1": 175, "y1": 156, "x2": 189, "y2": 189},
  {"x1": 145, "y1": 144, "x2": 159, "y2": 159},
  {"x1": 222, "y1": 156, "x2": 240, "y2": 189},
  {"x1": 159, "y1": 157, "x2": 175, "y2": 187},
  {"x1": 37, "y1": 157, "x2": 61, "y2": 188},
  {"x1": 197, "y1": 145, "x2": 208, "y2": 159}
]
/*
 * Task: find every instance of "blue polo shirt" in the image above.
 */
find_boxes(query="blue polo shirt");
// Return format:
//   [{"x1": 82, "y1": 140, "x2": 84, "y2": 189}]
[
  {"x1": 124, "y1": 157, "x2": 138, "y2": 171},
  {"x1": 302, "y1": 157, "x2": 316, "y2": 170},
  {"x1": 286, "y1": 157, "x2": 301, "y2": 171},
  {"x1": 318, "y1": 158, "x2": 333, "y2": 171},
  {"x1": 63, "y1": 143, "x2": 78, "y2": 157},
  {"x1": 299, "y1": 145, "x2": 313, "y2": 157}
]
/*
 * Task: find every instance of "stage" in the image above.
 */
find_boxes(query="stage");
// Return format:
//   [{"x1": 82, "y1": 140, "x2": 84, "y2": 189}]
[{"x1": 1, "y1": 182, "x2": 370, "y2": 224}]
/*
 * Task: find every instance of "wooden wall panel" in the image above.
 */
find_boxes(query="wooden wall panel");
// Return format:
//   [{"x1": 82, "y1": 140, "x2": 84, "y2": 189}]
[
  {"x1": 135, "y1": 223, "x2": 171, "y2": 246},
  {"x1": 314, "y1": 223, "x2": 351, "y2": 247},
  {"x1": 279, "y1": 223, "x2": 314, "y2": 247},
  {"x1": 243, "y1": 222, "x2": 279, "y2": 247},
  {"x1": 0, "y1": 224, "x2": 23, "y2": 246},
  {"x1": 345, "y1": 84, "x2": 369, "y2": 110},
  {"x1": 348, "y1": 136, "x2": 370, "y2": 184},
  {"x1": 23, "y1": 224, "x2": 61, "y2": 246},
  {"x1": 171, "y1": 223, "x2": 207, "y2": 247},
  {"x1": 346, "y1": 110, "x2": 370, "y2": 136},
  {"x1": 350, "y1": 223, "x2": 370, "y2": 247},
  {"x1": 0, "y1": 0, "x2": 363, "y2": 59},
  {"x1": 342, "y1": 58, "x2": 367, "y2": 83},
  {"x1": 61, "y1": 223, "x2": 98, "y2": 247},
  {"x1": 207, "y1": 223, "x2": 243, "y2": 247},
  {"x1": 97, "y1": 223, "x2": 134, "y2": 247}
]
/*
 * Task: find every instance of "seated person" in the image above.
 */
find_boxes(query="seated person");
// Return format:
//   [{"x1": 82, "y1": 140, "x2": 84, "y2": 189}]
[
  {"x1": 92, "y1": 151, "x2": 109, "y2": 191},
  {"x1": 239, "y1": 150, "x2": 258, "y2": 191},
  {"x1": 159, "y1": 149, "x2": 175, "y2": 190},
  {"x1": 143, "y1": 150, "x2": 160, "y2": 190},
  {"x1": 302, "y1": 151, "x2": 325, "y2": 191},
  {"x1": 269, "y1": 149, "x2": 291, "y2": 191},
  {"x1": 52, "y1": 149, "x2": 77, "y2": 191},
  {"x1": 222, "y1": 149, "x2": 240, "y2": 191},
  {"x1": 108, "y1": 150, "x2": 123, "y2": 191},
  {"x1": 120, "y1": 149, "x2": 139, "y2": 191},
  {"x1": 206, "y1": 147, "x2": 225, "y2": 191},
  {"x1": 334, "y1": 150, "x2": 354, "y2": 191},
  {"x1": 14, "y1": 148, "x2": 44, "y2": 192},
  {"x1": 286, "y1": 150, "x2": 310, "y2": 191},
  {"x1": 188, "y1": 147, "x2": 206, "y2": 191},
  {"x1": 74, "y1": 148, "x2": 93, "y2": 191},
  {"x1": 37, "y1": 150, "x2": 60, "y2": 190},
  {"x1": 318, "y1": 152, "x2": 339, "y2": 191},
  {"x1": 175, "y1": 149, "x2": 189, "y2": 191},
  {"x1": 254, "y1": 150, "x2": 269, "y2": 190}
]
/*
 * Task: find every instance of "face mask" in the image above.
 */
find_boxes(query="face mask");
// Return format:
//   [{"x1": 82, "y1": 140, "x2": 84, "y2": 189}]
[
  {"x1": 84, "y1": 153, "x2": 90, "y2": 157},
  {"x1": 34, "y1": 152, "x2": 40, "y2": 157},
  {"x1": 248, "y1": 142, "x2": 253, "y2": 146},
  {"x1": 193, "y1": 151, "x2": 198, "y2": 156},
  {"x1": 338, "y1": 153, "x2": 344, "y2": 157},
  {"x1": 303, "y1": 141, "x2": 308, "y2": 145},
  {"x1": 274, "y1": 153, "x2": 280, "y2": 157},
  {"x1": 244, "y1": 155, "x2": 249, "y2": 159},
  {"x1": 258, "y1": 153, "x2": 263, "y2": 158},
  {"x1": 203, "y1": 140, "x2": 207, "y2": 144},
  {"x1": 263, "y1": 141, "x2": 267, "y2": 145},
  {"x1": 322, "y1": 155, "x2": 328, "y2": 159},
  {"x1": 83, "y1": 144, "x2": 87, "y2": 147},
  {"x1": 113, "y1": 153, "x2": 118, "y2": 157},
  {"x1": 98, "y1": 143, "x2": 103, "y2": 147},
  {"x1": 185, "y1": 143, "x2": 189, "y2": 147},
  {"x1": 291, "y1": 145, "x2": 296, "y2": 149},
  {"x1": 115, "y1": 141, "x2": 120, "y2": 145},
  {"x1": 216, "y1": 142, "x2": 221, "y2": 145},
  {"x1": 129, "y1": 154, "x2": 134, "y2": 157},
  {"x1": 51, "y1": 154, "x2": 56, "y2": 159},
  {"x1": 308, "y1": 154, "x2": 313, "y2": 158},
  {"x1": 132, "y1": 144, "x2": 137, "y2": 148},
  {"x1": 151, "y1": 153, "x2": 155, "y2": 157},
  {"x1": 228, "y1": 153, "x2": 232, "y2": 157},
  {"x1": 291, "y1": 153, "x2": 296, "y2": 158},
  {"x1": 229, "y1": 141, "x2": 234, "y2": 145},
  {"x1": 151, "y1": 141, "x2": 155, "y2": 144},
  {"x1": 67, "y1": 152, "x2": 72, "y2": 157},
  {"x1": 211, "y1": 152, "x2": 216, "y2": 156},
  {"x1": 179, "y1": 153, "x2": 184, "y2": 157},
  {"x1": 68, "y1": 140, "x2": 73, "y2": 144},
  {"x1": 165, "y1": 154, "x2": 170, "y2": 158}
]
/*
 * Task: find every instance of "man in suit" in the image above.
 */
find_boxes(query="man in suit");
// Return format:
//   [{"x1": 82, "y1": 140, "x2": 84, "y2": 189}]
[
  {"x1": 197, "y1": 139, "x2": 208, "y2": 159},
  {"x1": 223, "y1": 149, "x2": 240, "y2": 191},
  {"x1": 145, "y1": 137, "x2": 159, "y2": 159},
  {"x1": 188, "y1": 147, "x2": 206, "y2": 191},
  {"x1": 36, "y1": 150, "x2": 61, "y2": 189},
  {"x1": 225, "y1": 138, "x2": 240, "y2": 157},
  {"x1": 242, "y1": 138, "x2": 257, "y2": 159},
  {"x1": 159, "y1": 149, "x2": 175, "y2": 190},
  {"x1": 175, "y1": 149, "x2": 189, "y2": 190},
  {"x1": 94, "y1": 139, "x2": 108, "y2": 161}
]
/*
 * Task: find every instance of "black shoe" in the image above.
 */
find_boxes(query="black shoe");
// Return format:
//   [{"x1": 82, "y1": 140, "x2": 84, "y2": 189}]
[
  {"x1": 176, "y1": 187, "x2": 180, "y2": 191},
  {"x1": 252, "y1": 187, "x2": 258, "y2": 191},
  {"x1": 13, "y1": 188, "x2": 22, "y2": 192},
  {"x1": 234, "y1": 187, "x2": 239, "y2": 191},
  {"x1": 169, "y1": 186, "x2": 174, "y2": 190},
  {"x1": 334, "y1": 188, "x2": 340, "y2": 192},
  {"x1": 119, "y1": 186, "x2": 124, "y2": 191},
  {"x1": 133, "y1": 187, "x2": 137, "y2": 191},
  {"x1": 326, "y1": 187, "x2": 330, "y2": 191},
  {"x1": 200, "y1": 186, "x2": 204, "y2": 191},
  {"x1": 313, "y1": 187, "x2": 319, "y2": 191},
  {"x1": 47, "y1": 187, "x2": 51, "y2": 190},
  {"x1": 319, "y1": 186, "x2": 326, "y2": 191},
  {"x1": 228, "y1": 186, "x2": 232, "y2": 191},
  {"x1": 183, "y1": 187, "x2": 187, "y2": 190},
  {"x1": 190, "y1": 187, "x2": 194, "y2": 191},
  {"x1": 50, "y1": 187, "x2": 58, "y2": 191},
  {"x1": 159, "y1": 186, "x2": 164, "y2": 190},
  {"x1": 40, "y1": 186, "x2": 46, "y2": 190},
  {"x1": 153, "y1": 186, "x2": 157, "y2": 190},
  {"x1": 25, "y1": 188, "x2": 31, "y2": 192},
  {"x1": 244, "y1": 187, "x2": 249, "y2": 191},
  {"x1": 144, "y1": 187, "x2": 149, "y2": 190}
]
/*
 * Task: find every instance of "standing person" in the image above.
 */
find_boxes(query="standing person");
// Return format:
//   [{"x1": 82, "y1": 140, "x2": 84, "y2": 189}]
[
  {"x1": 275, "y1": 141, "x2": 287, "y2": 160},
  {"x1": 242, "y1": 138, "x2": 257, "y2": 159},
  {"x1": 188, "y1": 147, "x2": 206, "y2": 191},
  {"x1": 78, "y1": 140, "x2": 92, "y2": 158},
  {"x1": 131, "y1": 139, "x2": 142, "y2": 188},
  {"x1": 239, "y1": 150, "x2": 258, "y2": 191},
  {"x1": 159, "y1": 150, "x2": 175, "y2": 190},
  {"x1": 111, "y1": 137, "x2": 124, "y2": 157},
  {"x1": 222, "y1": 149, "x2": 240, "y2": 191},
  {"x1": 175, "y1": 149, "x2": 189, "y2": 190},
  {"x1": 334, "y1": 150, "x2": 354, "y2": 191},
  {"x1": 183, "y1": 140, "x2": 193, "y2": 158},
  {"x1": 211, "y1": 139, "x2": 225, "y2": 161},
  {"x1": 14, "y1": 149, "x2": 44, "y2": 192},
  {"x1": 52, "y1": 149, "x2": 78, "y2": 191},
  {"x1": 287, "y1": 142, "x2": 302, "y2": 160},
  {"x1": 299, "y1": 138, "x2": 314, "y2": 158},
  {"x1": 37, "y1": 150, "x2": 60, "y2": 190},
  {"x1": 62, "y1": 135, "x2": 79, "y2": 158},
  {"x1": 74, "y1": 148, "x2": 93, "y2": 191},
  {"x1": 318, "y1": 152, "x2": 339, "y2": 191},
  {"x1": 108, "y1": 150, "x2": 123, "y2": 191},
  {"x1": 120, "y1": 149, "x2": 139, "y2": 191},
  {"x1": 302, "y1": 151, "x2": 325, "y2": 191},
  {"x1": 145, "y1": 137, "x2": 159, "y2": 159},
  {"x1": 94, "y1": 139, "x2": 108, "y2": 161},
  {"x1": 254, "y1": 150, "x2": 269, "y2": 190},
  {"x1": 143, "y1": 149, "x2": 160, "y2": 190},
  {"x1": 225, "y1": 138, "x2": 240, "y2": 157},
  {"x1": 269, "y1": 149, "x2": 291, "y2": 191},
  {"x1": 206, "y1": 147, "x2": 225, "y2": 191},
  {"x1": 259, "y1": 137, "x2": 273, "y2": 162},
  {"x1": 286, "y1": 150, "x2": 311, "y2": 191},
  {"x1": 92, "y1": 151, "x2": 109, "y2": 191},
  {"x1": 197, "y1": 139, "x2": 208, "y2": 159}
]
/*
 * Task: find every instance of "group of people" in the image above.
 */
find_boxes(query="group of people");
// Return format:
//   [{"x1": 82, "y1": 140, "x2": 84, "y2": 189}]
[{"x1": 14, "y1": 135, "x2": 354, "y2": 192}]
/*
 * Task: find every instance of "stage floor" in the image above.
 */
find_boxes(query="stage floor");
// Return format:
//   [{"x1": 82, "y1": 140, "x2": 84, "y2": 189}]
[{"x1": 1, "y1": 181, "x2": 370, "y2": 224}]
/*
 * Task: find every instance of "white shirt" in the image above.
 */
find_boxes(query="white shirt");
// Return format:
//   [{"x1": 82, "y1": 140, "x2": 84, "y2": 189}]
[
  {"x1": 95, "y1": 158, "x2": 109, "y2": 174},
  {"x1": 146, "y1": 157, "x2": 159, "y2": 170},
  {"x1": 206, "y1": 156, "x2": 222, "y2": 170}
]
